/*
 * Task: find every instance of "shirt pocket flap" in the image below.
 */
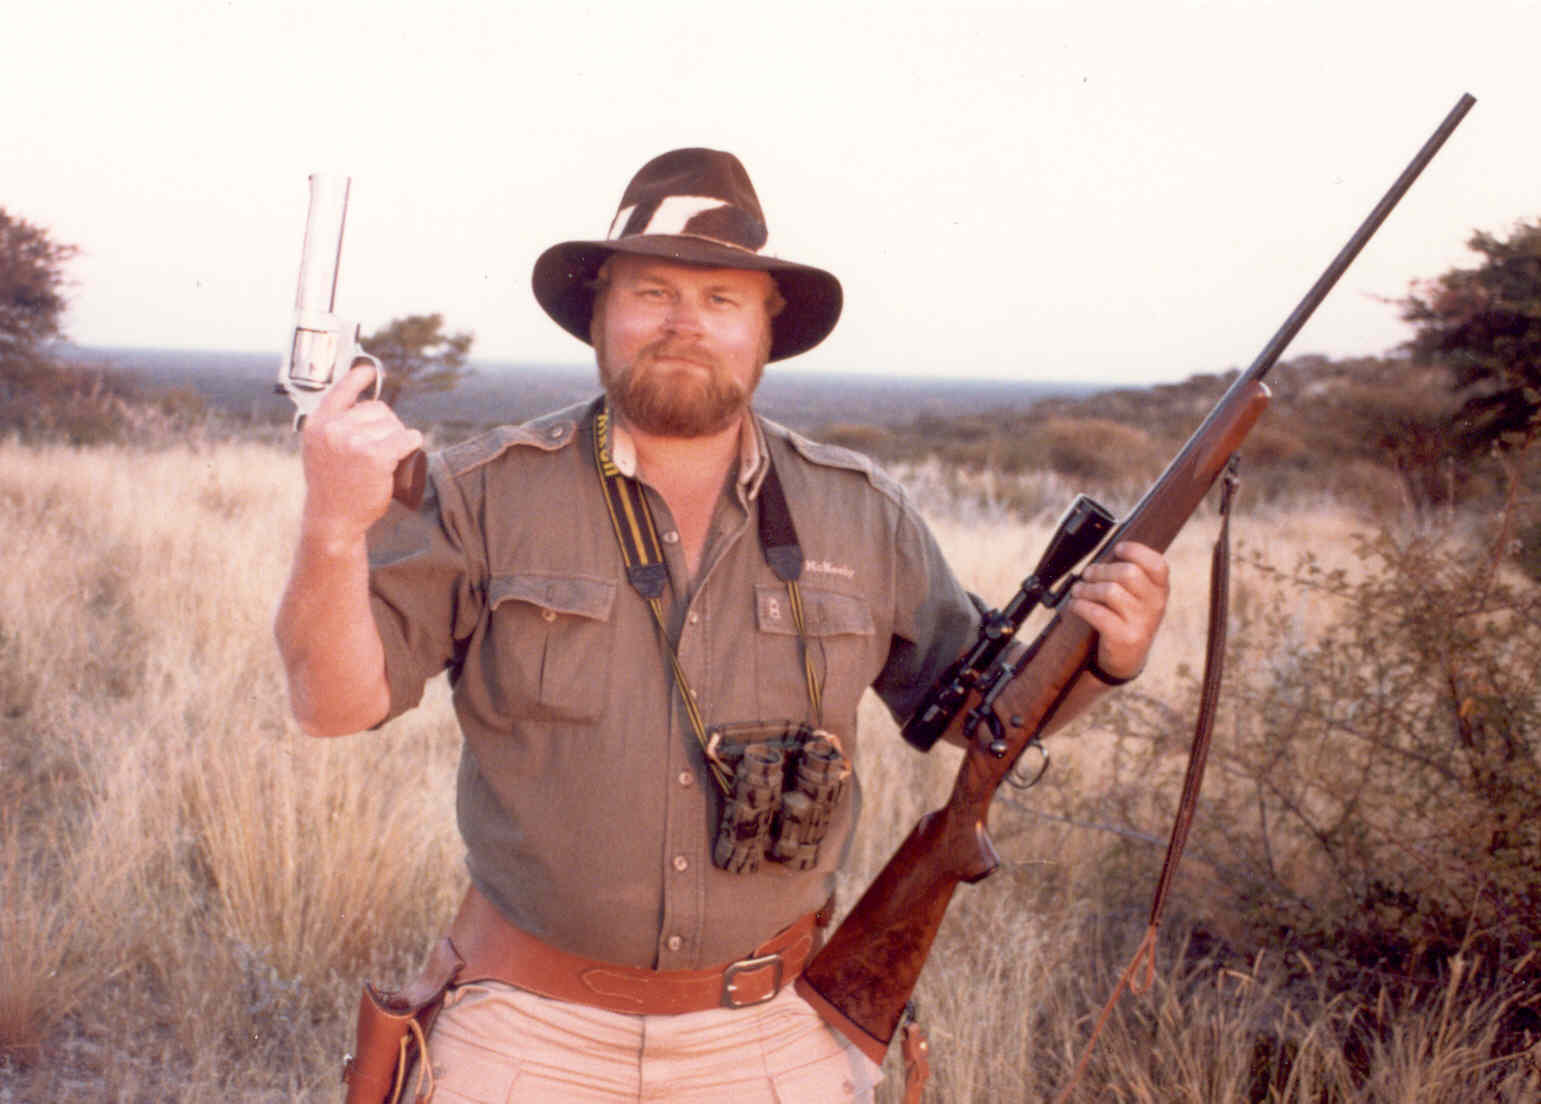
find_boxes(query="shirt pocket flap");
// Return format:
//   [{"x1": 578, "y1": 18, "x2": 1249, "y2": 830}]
[
  {"x1": 755, "y1": 584, "x2": 874, "y2": 638},
  {"x1": 489, "y1": 572, "x2": 617, "y2": 622}
]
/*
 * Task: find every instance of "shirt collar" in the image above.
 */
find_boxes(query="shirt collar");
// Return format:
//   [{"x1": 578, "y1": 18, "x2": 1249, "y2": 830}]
[{"x1": 605, "y1": 410, "x2": 769, "y2": 497}]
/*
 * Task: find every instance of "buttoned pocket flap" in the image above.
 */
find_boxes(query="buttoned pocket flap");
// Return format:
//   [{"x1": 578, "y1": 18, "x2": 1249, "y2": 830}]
[
  {"x1": 490, "y1": 573, "x2": 616, "y2": 622},
  {"x1": 755, "y1": 585, "x2": 874, "y2": 638},
  {"x1": 485, "y1": 573, "x2": 616, "y2": 723}
]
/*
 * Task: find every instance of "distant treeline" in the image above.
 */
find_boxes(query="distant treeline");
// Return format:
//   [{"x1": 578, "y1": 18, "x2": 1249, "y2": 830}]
[
  {"x1": 815, "y1": 353, "x2": 1536, "y2": 521},
  {"x1": 8, "y1": 345, "x2": 1537, "y2": 547},
  {"x1": 45, "y1": 344, "x2": 1099, "y2": 440}
]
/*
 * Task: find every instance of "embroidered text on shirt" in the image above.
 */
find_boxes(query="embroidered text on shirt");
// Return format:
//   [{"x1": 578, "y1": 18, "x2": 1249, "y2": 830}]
[{"x1": 806, "y1": 560, "x2": 855, "y2": 580}]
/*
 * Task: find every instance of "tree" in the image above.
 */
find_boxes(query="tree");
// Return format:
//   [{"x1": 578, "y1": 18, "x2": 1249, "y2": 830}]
[
  {"x1": 1400, "y1": 219, "x2": 1541, "y2": 453},
  {"x1": 1, "y1": 207, "x2": 80, "y2": 374},
  {"x1": 359, "y1": 313, "x2": 474, "y2": 407},
  {"x1": 1312, "y1": 358, "x2": 1469, "y2": 512}
]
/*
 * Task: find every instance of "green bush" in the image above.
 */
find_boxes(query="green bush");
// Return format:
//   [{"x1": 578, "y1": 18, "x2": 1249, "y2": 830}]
[
  {"x1": 1177, "y1": 513, "x2": 1539, "y2": 994},
  {"x1": 1, "y1": 358, "x2": 217, "y2": 446},
  {"x1": 1070, "y1": 477, "x2": 1541, "y2": 1076}
]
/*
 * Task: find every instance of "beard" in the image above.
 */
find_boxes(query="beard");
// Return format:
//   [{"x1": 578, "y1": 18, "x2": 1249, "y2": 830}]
[{"x1": 598, "y1": 337, "x2": 761, "y2": 438}]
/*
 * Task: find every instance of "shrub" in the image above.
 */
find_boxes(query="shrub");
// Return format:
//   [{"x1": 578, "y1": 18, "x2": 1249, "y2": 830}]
[
  {"x1": 0, "y1": 357, "x2": 218, "y2": 446},
  {"x1": 1017, "y1": 416, "x2": 1167, "y2": 484},
  {"x1": 1132, "y1": 494, "x2": 1541, "y2": 1002}
]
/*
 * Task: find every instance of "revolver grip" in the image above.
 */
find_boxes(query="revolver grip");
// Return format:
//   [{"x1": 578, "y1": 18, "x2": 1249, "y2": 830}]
[
  {"x1": 393, "y1": 449, "x2": 427, "y2": 510},
  {"x1": 353, "y1": 353, "x2": 426, "y2": 511}
]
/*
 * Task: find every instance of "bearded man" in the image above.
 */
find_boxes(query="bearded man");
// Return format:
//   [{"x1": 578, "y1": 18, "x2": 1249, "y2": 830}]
[{"x1": 274, "y1": 148, "x2": 1168, "y2": 1103}]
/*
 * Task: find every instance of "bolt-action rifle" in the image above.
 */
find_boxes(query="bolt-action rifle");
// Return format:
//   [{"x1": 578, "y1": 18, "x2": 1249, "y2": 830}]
[{"x1": 795, "y1": 93, "x2": 1477, "y2": 1066}]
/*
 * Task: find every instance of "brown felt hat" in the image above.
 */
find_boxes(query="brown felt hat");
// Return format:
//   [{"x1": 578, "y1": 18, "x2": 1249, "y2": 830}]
[{"x1": 531, "y1": 148, "x2": 843, "y2": 361}]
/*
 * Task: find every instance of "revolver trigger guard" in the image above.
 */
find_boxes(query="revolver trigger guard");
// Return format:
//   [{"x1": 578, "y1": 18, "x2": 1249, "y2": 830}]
[{"x1": 351, "y1": 353, "x2": 385, "y2": 400}]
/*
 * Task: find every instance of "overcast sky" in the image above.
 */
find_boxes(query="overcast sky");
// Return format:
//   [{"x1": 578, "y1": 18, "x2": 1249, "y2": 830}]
[{"x1": 6, "y1": 0, "x2": 1535, "y2": 385}]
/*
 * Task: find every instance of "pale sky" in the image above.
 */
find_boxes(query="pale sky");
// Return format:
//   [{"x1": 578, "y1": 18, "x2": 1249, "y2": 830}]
[{"x1": 6, "y1": 0, "x2": 1536, "y2": 384}]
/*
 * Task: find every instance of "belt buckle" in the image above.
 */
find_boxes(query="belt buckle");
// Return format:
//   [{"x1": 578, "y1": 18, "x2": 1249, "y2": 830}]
[{"x1": 721, "y1": 952, "x2": 784, "y2": 1008}]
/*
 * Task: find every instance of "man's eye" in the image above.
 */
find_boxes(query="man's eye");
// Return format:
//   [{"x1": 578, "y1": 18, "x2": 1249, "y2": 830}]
[{"x1": 710, "y1": 294, "x2": 739, "y2": 307}]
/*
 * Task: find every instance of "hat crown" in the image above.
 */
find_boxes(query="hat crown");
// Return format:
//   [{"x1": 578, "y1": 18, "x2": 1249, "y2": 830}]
[
  {"x1": 531, "y1": 147, "x2": 842, "y2": 361},
  {"x1": 606, "y1": 148, "x2": 769, "y2": 254}
]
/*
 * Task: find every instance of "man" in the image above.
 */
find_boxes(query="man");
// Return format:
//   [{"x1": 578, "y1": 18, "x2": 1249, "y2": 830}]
[{"x1": 274, "y1": 148, "x2": 1168, "y2": 1102}]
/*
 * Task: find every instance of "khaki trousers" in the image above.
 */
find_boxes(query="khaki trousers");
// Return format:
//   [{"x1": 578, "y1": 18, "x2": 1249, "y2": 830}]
[{"x1": 418, "y1": 979, "x2": 883, "y2": 1103}]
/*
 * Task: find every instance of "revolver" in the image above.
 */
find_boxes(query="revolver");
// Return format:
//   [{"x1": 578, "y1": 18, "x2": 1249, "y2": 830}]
[{"x1": 276, "y1": 173, "x2": 426, "y2": 509}]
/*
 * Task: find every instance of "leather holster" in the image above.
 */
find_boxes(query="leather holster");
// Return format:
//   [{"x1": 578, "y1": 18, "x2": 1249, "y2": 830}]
[{"x1": 343, "y1": 937, "x2": 464, "y2": 1104}]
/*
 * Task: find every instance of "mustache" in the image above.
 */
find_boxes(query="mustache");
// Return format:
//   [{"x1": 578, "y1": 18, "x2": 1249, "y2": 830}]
[{"x1": 638, "y1": 340, "x2": 719, "y2": 371}]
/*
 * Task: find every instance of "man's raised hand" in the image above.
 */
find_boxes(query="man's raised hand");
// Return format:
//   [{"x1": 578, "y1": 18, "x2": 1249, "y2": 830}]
[{"x1": 299, "y1": 363, "x2": 425, "y2": 546}]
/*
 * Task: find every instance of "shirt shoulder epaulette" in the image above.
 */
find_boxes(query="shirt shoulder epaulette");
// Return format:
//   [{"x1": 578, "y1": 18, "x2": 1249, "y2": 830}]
[
  {"x1": 762, "y1": 417, "x2": 907, "y2": 507},
  {"x1": 439, "y1": 402, "x2": 589, "y2": 478}
]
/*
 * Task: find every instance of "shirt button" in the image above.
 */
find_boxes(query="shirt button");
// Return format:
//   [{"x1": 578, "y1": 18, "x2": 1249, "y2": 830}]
[
  {"x1": 662, "y1": 530, "x2": 680, "y2": 544},
  {"x1": 666, "y1": 935, "x2": 683, "y2": 952},
  {"x1": 672, "y1": 854, "x2": 689, "y2": 872},
  {"x1": 677, "y1": 770, "x2": 693, "y2": 787},
  {"x1": 687, "y1": 611, "x2": 700, "y2": 624},
  {"x1": 540, "y1": 609, "x2": 557, "y2": 622}
]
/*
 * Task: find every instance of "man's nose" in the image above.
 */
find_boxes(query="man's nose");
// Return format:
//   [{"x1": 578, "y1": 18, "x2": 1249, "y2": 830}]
[{"x1": 662, "y1": 295, "x2": 704, "y2": 334}]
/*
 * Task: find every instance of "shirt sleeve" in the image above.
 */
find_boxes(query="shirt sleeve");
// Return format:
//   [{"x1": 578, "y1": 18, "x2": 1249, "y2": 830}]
[
  {"x1": 871, "y1": 496, "x2": 984, "y2": 728},
  {"x1": 366, "y1": 455, "x2": 487, "y2": 724}
]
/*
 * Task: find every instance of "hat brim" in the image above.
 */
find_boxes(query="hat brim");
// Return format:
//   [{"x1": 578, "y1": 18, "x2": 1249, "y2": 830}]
[{"x1": 531, "y1": 235, "x2": 843, "y2": 362}]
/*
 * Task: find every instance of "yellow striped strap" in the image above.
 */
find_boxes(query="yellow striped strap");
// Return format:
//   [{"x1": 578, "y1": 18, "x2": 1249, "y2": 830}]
[{"x1": 592, "y1": 400, "x2": 823, "y2": 790}]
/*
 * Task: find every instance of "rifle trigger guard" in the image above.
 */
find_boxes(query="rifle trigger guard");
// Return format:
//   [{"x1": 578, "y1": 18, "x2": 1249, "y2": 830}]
[{"x1": 1006, "y1": 739, "x2": 1050, "y2": 790}]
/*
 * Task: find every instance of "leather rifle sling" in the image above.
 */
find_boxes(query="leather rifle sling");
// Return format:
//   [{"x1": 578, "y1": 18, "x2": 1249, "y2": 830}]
[{"x1": 1053, "y1": 456, "x2": 1242, "y2": 1104}]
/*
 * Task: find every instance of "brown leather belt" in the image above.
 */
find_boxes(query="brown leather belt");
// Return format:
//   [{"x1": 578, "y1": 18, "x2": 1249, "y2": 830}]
[{"x1": 448, "y1": 886, "x2": 820, "y2": 1016}]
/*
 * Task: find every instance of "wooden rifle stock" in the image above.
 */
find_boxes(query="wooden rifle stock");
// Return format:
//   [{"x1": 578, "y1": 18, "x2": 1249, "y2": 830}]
[{"x1": 796, "y1": 93, "x2": 1475, "y2": 1062}]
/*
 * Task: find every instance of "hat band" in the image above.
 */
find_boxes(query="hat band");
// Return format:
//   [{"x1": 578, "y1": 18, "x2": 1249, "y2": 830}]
[{"x1": 607, "y1": 194, "x2": 772, "y2": 256}]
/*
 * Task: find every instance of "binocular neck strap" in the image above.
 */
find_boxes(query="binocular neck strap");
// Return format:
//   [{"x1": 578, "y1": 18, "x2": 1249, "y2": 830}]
[{"x1": 592, "y1": 401, "x2": 823, "y2": 791}]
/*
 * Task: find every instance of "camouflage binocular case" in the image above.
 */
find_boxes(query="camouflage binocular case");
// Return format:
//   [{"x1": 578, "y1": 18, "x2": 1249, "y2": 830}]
[{"x1": 709, "y1": 723, "x2": 852, "y2": 874}]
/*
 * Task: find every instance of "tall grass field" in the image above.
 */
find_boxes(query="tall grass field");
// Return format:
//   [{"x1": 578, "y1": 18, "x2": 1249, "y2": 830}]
[{"x1": 2, "y1": 433, "x2": 1536, "y2": 1102}]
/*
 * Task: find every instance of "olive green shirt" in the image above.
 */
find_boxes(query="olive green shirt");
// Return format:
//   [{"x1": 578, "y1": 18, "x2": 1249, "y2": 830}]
[{"x1": 367, "y1": 400, "x2": 979, "y2": 970}]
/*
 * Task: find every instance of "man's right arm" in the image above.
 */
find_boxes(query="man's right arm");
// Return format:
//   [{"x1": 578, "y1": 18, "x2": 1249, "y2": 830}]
[{"x1": 273, "y1": 365, "x2": 425, "y2": 738}]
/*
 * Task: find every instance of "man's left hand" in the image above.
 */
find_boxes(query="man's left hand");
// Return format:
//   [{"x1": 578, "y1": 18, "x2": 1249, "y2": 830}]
[{"x1": 1065, "y1": 541, "x2": 1170, "y2": 681}]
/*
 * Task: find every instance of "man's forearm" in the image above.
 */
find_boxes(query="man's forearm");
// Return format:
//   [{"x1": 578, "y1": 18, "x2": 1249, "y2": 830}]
[{"x1": 274, "y1": 521, "x2": 391, "y2": 737}]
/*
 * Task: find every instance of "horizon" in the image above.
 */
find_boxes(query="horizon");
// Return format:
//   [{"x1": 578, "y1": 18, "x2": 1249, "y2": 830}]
[
  {"x1": 73, "y1": 340, "x2": 1114, "y2": 436},
  {"x1": 59, "y1": 336, "x2": 1397, "y2": 394},
  {"x1": 61, "y1": 341, "x2": 1119, "y2": 392}
]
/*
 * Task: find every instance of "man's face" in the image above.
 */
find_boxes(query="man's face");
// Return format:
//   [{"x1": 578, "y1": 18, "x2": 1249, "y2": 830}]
[{"x1": 592, "y1": 255, "x2": 777, "y2": 438}]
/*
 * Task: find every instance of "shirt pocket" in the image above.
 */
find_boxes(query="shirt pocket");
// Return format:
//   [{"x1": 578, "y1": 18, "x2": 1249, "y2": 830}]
[
  {"x1": 487, "y1": 572, "x2": 617, "y2": 723},
  {"x1": 754, "y1": 583, "x2": 876, "y2": 727}
]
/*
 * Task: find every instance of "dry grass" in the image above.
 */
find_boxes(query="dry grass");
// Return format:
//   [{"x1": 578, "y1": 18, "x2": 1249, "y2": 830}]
[
  {"x1": 0, "y1": 437, "x2": 462, "y2": 1099},
  {"x1": 2, "y1": 436, "x2": 1536, "y2": 1101}
]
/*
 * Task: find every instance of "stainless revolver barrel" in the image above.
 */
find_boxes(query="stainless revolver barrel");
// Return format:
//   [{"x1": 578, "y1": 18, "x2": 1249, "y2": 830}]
[{"x1": 277, "y1": 174, "x2": 379, "y2": 415}]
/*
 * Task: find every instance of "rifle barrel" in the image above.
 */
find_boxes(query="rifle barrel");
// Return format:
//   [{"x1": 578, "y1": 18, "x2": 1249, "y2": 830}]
[
  {"x1": 1106, "y1": 92, "x2": 1475, "y2": 551},
  {"x1": 1246, "y1": 92, "x2": 1475, "y2": 389}
]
